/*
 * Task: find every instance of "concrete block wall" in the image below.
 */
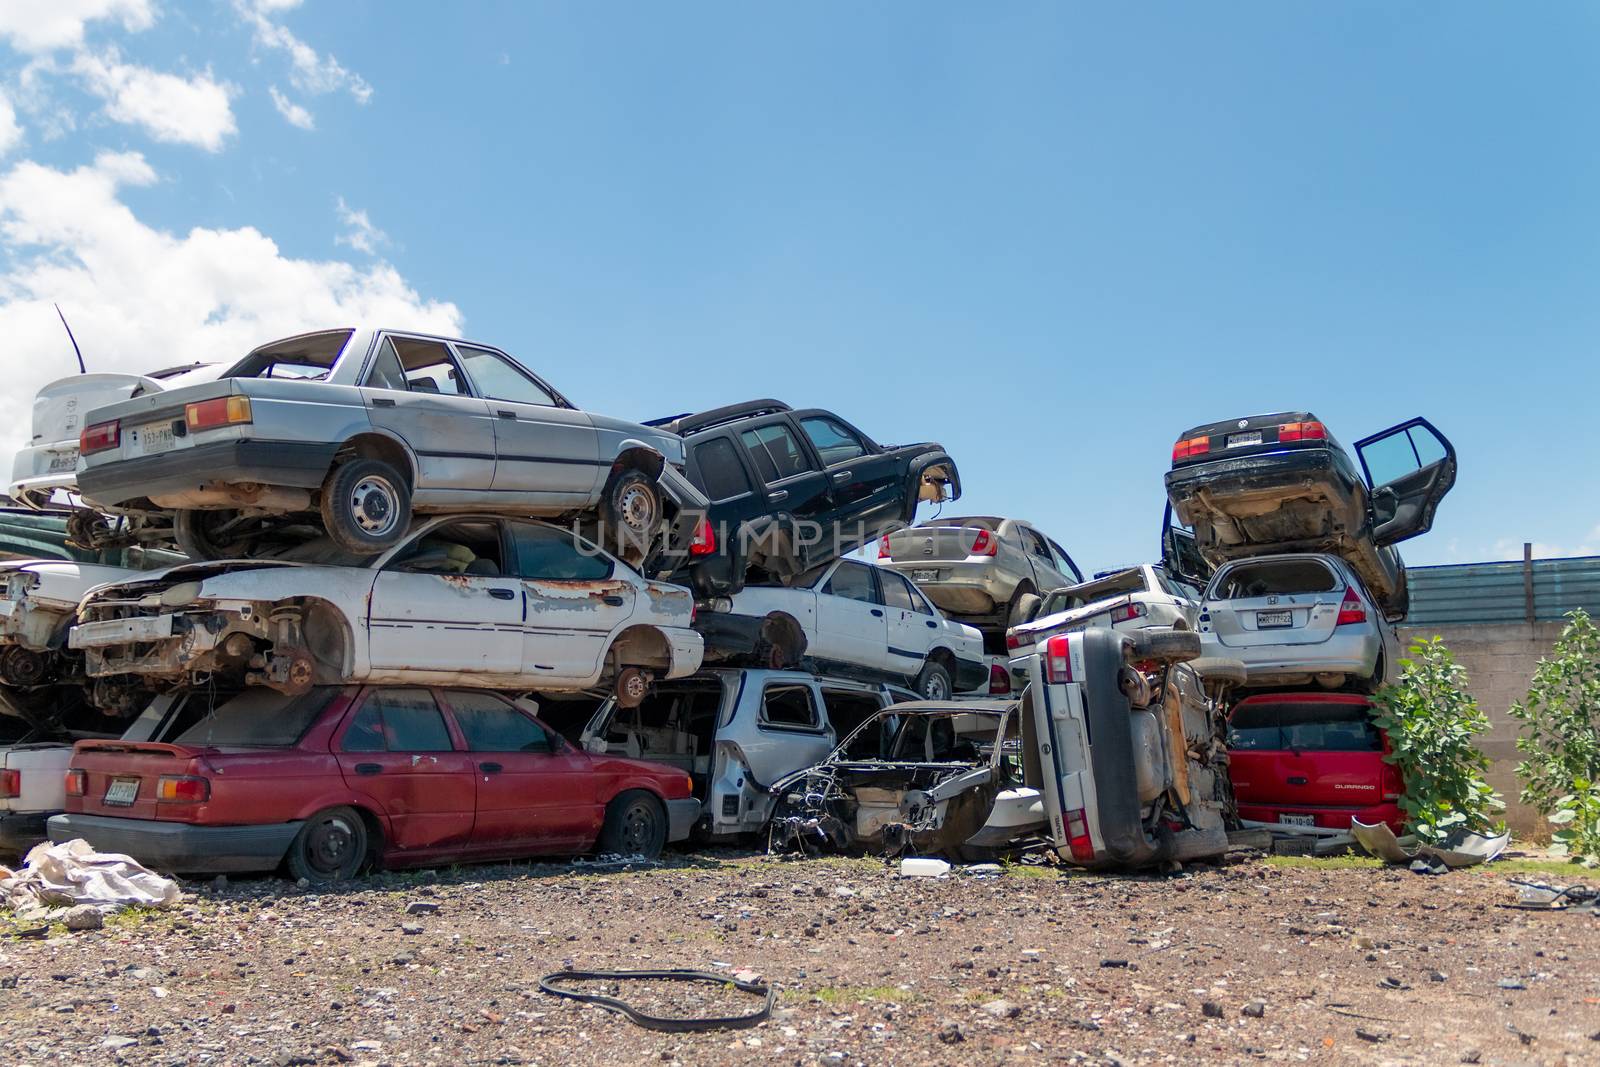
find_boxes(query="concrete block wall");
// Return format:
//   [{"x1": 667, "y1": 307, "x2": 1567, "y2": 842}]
[{"x1": 1396, "y1": 621, "x2": 1567, "y2": 838}]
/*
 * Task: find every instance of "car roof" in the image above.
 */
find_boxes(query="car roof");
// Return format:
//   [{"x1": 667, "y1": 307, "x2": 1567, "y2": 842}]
[{"x1": 913, "y1": 516, "x2": 1006, "y2": 529}]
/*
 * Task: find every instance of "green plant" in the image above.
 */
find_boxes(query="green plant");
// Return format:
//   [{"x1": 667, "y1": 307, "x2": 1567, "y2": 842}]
[
  {"x1": 1371, "y1": 636, "x2": 1501, "y2": 844},
  {"x1": 1509, "y1": 610, "x2": 1600, "y2": 862}
]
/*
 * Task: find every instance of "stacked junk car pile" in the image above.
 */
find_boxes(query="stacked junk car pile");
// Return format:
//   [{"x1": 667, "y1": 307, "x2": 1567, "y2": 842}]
[{"x1": 0, "y1": 329, "x2": 1458, "y2": 881}]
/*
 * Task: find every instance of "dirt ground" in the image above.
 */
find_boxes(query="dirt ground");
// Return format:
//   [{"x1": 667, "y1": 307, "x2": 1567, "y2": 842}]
[{"x1": 3, "y1": 848, "x2": 1599, "y2": 1066}]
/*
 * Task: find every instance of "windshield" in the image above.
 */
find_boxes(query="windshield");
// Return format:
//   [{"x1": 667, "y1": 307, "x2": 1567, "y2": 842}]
[{"x1": 225, "y1": 330, "x2": 353, "y2": 381}]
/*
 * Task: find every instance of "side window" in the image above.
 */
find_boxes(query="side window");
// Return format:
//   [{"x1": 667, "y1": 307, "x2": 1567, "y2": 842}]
[
  {"x1": 449, "y1": 691, "x2": 552, "y2": 752},
  {"x1": 365, "y1": 337, "x2": 472, "y2": 396},
  {"x1": 694, "y1": 438, "x2": 754, "y2": 501},
  {"x1": 386, "y1": 521, "x2": 506, "y2": 576},
  {"x1": 738, "y1": 423, "x2": 812, "y2": 483},
  {"x1": 511, "y1": 522, "x2": 612, "y2": 580},
  {"x1": 1359, "y1": 423, "x2": 1451, "y2": 487},
  {"x1": 822, "y1": 562, "x2": 879, "y2": 604},
  {"x1": 455, "y1": 346, "x2": 559, "y2": 407},
  {"x1": 904, "y1": 581, "x2": 937, "y2": 615},
  {"x1": 339, "y1": 700, "x2": 385, "y2": 752},
  {"x1": 880, "y1": 571, "x2": 917, "y2": 612},
  {"x1": 1048, "y1": 540, "x2": 1083, "y2": 582},
  {"x1": 798, "y1": 417, "x2": 866, "y2": 466},
  {"x1": 1023, "y1": 529, "x2": 1052, "y2": 562},
  {"x1": 760, "y1": 684, "x2": 820, "y2": 730},
  {"x1": 347, "y1": 689, "x2": 455, "y2": 752}
]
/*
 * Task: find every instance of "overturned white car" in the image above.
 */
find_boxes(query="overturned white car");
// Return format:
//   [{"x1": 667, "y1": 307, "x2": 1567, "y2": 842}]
[{"x1": 68, "y1": 516, "x2": 703, "y2": 709}]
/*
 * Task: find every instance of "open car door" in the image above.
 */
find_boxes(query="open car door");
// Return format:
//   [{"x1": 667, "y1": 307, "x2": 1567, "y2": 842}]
[
  {"x1": 1353, "y1": 418, "x2": 1457, "y2": 546},
  {"x1": 1160, "y1": 503, "x2": 1212, "y2": 586}
]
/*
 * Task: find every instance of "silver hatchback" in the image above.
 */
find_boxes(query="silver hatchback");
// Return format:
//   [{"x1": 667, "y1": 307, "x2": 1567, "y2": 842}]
[{"x1": 1198, "y1": 553, "x2": 1399, "y2": 692}]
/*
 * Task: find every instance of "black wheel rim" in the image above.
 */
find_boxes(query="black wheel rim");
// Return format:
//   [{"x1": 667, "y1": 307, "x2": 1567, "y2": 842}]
[
  {"x1": 619, "y1": 800, "x2": 659, "y2": 855},
  {"x1": 304, "y1": 813, "x2": 359, "y2": 876}
]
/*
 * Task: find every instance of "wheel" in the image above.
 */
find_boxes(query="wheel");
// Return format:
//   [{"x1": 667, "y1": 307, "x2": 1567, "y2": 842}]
[
  {"x1": 1127, "y1": 628, "x2": 1201, "y2": 665},
  {"x1": 598, "y1": 469, "x2": 661, "y2": 563},
  {"x1": 614, "y1": 666, "x2": 651, "y2": 708},
  {"x1": 319, "y1": 459, "x2": 410, "y2": 555},
  {"x1": 914, "y1": 660, "x2": 953, "y2": 700},
  {"x1": 285, "y1": 806, "x2": 370, "y2": 883},
  {"x1": 1008, "y1": 590, "x2": 1043, "y2": 628},
  {"x1": 1189, "y1": 656, "x2": 1248, "y2": 688},
  {"x1": 595, "y1": 790, "x2": 668, "y2": 859},
  {"x1": 175, "y1": 509, "x2": 245, "y2": 561}
]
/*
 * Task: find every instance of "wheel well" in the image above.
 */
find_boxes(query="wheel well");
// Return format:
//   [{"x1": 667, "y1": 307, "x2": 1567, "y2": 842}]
[
  {"x1": 609, "y1": 446, "x2": 664, "y2": 482},
  {"x1": 610, "y1": 625, "x2": 673, "y2": 670},
  {"x1": 288, "y1": 598, "x2": 354, "y2": 682},
  {"x1": 339, "y1": 433, "x2": 416, "y2": 489},
  {"x1": 349, "y1": 806, "x2": 384, "y2": 871},
  {"x1": 928, "y1": 647, "x2": 955, "y2": 671},
  {"x1": 759, "y1": 612, "x2": 806, "y2": 656}
]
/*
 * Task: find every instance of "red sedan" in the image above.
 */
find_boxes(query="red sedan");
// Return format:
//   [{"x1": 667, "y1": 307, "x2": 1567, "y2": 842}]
[{"x1": 48, "y1": 686, "x2": 699, "y2": 881}]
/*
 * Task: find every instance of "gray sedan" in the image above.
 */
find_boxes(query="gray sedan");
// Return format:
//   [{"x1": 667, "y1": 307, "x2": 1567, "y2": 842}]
[
  {"x1": 75, "y1": 327, "x2": 695, "y2": 559},
  {"x1": 880, "y1": 516, "x2": 1081, "y2": 628}
]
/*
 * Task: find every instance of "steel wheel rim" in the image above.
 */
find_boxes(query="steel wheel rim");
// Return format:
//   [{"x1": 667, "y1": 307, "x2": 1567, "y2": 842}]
[
  {"x1": 617, "y1": 483, "x2": 656, "y2": 533},
  {"x1": 620, "y1": 801, "x2": 657, "y2": 854},
  {"x1": 349, "y1": 476, "x2": 400, "y2": 537},
  {"x1": 924, "y1": 672, "x2": 948, "y2": 699},
  {"x1": 306, "y1": 814, "x2": 357, "y2": 875}
]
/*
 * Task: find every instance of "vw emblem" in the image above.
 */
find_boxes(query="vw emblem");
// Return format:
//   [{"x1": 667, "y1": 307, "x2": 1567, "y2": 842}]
[{"x1": 1237, "y1": 419, "x2": 1248, "y2": 428}]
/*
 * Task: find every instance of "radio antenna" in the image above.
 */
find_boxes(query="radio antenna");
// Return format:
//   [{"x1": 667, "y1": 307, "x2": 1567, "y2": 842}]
[{"x1": 55, "y1": 303, "x2": 86, "y2": 374}]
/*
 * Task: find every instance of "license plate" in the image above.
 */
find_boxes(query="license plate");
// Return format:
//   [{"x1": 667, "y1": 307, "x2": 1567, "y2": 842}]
[
  {"x1": 1256, "y1": 609, "x2": 1293, "y2": 628},
  {"x1": 103, "y1": 778, "x2": 140, "y2": 807},
  {"x1": 911, "y1": 569, "x2": 939, "y2": 582},
  {"x1": 1227, "y1": 430, "x2": 1263, "y2": 448},
  {"x1": 48, "y1": 450, "x2": 78, "y2": 473},
  {"x1": 1278, "y1": 814, "x2": 1315, "y2": 828},
  {"x1": 133, "y1": 422, "x2": 176, "y2": 455}
]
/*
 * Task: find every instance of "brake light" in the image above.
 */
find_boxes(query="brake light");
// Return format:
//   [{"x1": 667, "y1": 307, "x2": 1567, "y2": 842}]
[
  {"x1": 80, "y1": 420, "x2": 120, "y2": 456},
  {"x1": 0, "y1": 769, "x2": 18, "y2": 798},
  {"x1": 1109, "y1": 602, "x2": 1148, "y2": 623},
  {"x1": 1381, "y1": 760, "x2": 1403, "y2": 802},
  {"x1": 1006, "y1": 630, "x2": 1026, "y2": 651},
  {"x1": 1043, "y1": 634, "x2": 1074, "y2": 683},
  {"x1": 1064, "y1": 807, "x2": 1095, "y2": 862},
  {"x1": 1278, "y1": 420, "x2": 1327, "y2": 443},
  {"x1": 970, "y1": 529, "x2": 997, "y2": 556},
  {"x1": 689, "y1": 516, "x2": 716, "y2": 556},
  {"x1": 877, "y1": 535, "x2": 892, "y2": 559},
  {"x1": 64, "y1": 769, "x2": 86, "y2": 797},
  {"x1": 987, "y1": 663, "x2": 1011, "y2": 695},
  {"x1": 1172, "y1": 435, "x2": 1211, "y2": 461},
  {"x1": 156, "y1": 775, "x2": 210, "y2": 803},
  {"x1": 1336, "y1": 586, "x2": 1366, "y2": 626},
  {"x1": 185, "y1": 395, "x2": 253, "y2": 432}
]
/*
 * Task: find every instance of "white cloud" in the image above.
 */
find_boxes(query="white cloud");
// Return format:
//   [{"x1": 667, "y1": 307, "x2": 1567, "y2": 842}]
[
  {"x1": 236, "y1": 0, "x2": 373, "y2": 105},
  {"x1": 72, "y1": 49, "x2": 237, "y2": 151},
  {"x1": 0, "y1": 91, "x2": 21, "y2": 158},
  {"x1": 0, "y1": 152, "x2": 462, "y2": 468},
  {"x1": 334, "y1": 197, "x2": 386, "y2": 255},
  {"x1": 268, "y1": 85, "x2": 314, "y2": 130},
  {"x1": 0, "y1": 0, "x2": 154, "y2": 54}
]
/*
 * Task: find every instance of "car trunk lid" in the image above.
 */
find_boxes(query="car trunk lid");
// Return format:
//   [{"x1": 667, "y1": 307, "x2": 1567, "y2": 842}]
[
  {"x1": 69, "y1": 740, "x2": 210, "y2": 822},
  {"x1": 1204, "y1": 557, "x2": 1344, "y2": 648},
  {"x1": 884, "y1": 521, "x2": 999, "y2": 563},
  {"x1": 1226, "y1": 696, "x2": 1396, "y2": 812}
]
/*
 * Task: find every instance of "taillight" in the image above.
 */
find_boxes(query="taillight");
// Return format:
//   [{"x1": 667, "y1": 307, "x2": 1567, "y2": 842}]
[
  {"x1": 1172, "y1": 435, "x2": 1211, "y2": 461},
  {"x1": 1043, "y1": 634, "x2": 1074, "y2": 683},
  {"x1": 156, "y1": 775, "x2": 210, "y2": 803},
  {"x1": 1381, "y1": 760, "x2": 1403, "y2": 802},
  {"x1": 689, "y1": 516, "x2": 716, "y2": 556},
  {"x1": 0, "y1": 769, "x2": 19, "y2": 798},
  {"x1": 970, "y1": 529, "x2": 997, "y2": 556},
  {"x1": 987, "y1": 663, "x2": 1011, "y2": 695},
  {"x1": 1109, "y1": 602, "x2": 1148, "y2": 623},
  {"x1": 64, "y1": 769, "x2": 87, "y2": 797},
  {"x1": 1278, "y1": 420, "x2": 1327, "y2": 443},
  {"x1": 80, "y1": 420, "x2": 120, "y2": 456},
  {"x1": 1006, "y1": 630, "x2": 1026, "y2": 651},
  {"x1": 185, "y1": 396, "x2": 253, "y2": 432},
  {"x1": 1064, "y1": 807, "x2": 1095, "y2": 862},
  {"x1": 877, "y1": 535, "x2": 892, "y2": 559},
  {"x1": 1336, "y1": 586, "x2": 1366, "y2": 626}
]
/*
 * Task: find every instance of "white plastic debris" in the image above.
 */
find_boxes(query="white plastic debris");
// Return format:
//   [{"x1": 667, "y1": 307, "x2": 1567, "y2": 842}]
[
  {"x1": 1350, "y1": 820, "x2": 1509, "y2": 869},
  {"x1": 0, "y1": 838, "x2": 181, "y2": 920},
  {"x1": 899, "y1": 857, "x2": 951, "y2": 877}
]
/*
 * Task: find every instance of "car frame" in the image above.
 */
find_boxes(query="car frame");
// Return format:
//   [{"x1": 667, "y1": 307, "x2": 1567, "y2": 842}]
[{"x1": 878, "y1": 516, "x2": 1081, "y2": 629}]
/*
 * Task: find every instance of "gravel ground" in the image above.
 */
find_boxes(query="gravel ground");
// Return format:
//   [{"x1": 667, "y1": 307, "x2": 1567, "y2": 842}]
[{"x1": 3, "y1": 848, "x2": 1599, "y2": 1065}]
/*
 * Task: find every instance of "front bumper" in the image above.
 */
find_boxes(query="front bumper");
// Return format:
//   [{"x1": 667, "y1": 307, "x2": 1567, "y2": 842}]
[
  {"x1": 78, "y1": 439, "x2": 339, "y2": 509},
  {"x1": 47, "y1": 812, "x2": 301, "y2": 873},
  {"x1": 665, "y1": 798, "x2": 701, "y2": 842},
  {"x1": 0, "y1": 810, "x2": 53, "y2": 853}
]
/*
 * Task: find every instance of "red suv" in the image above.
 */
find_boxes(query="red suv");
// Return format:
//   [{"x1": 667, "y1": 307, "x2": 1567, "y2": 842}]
[
  {"x1": 1226, "y1": 692, "x2": 1404, "y2": 834},
  {"x1": 48, "y1": 686, "x2": 699, "y2": 881}
]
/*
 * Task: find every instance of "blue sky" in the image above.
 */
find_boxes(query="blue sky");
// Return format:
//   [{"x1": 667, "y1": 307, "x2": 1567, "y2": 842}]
[{"x1": 2, "y1": 2, "x2": 1596, "y2": 573}]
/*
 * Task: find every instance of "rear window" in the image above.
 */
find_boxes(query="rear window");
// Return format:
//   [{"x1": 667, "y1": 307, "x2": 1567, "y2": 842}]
[
  {"x1": 694, "y1": 438, "x2": 754, "y2": 501},
  {"x1": 172, "y1": 689, "x2": 338, "y2": 747},
  {"x1": 1213, "y1": 559, "x2": 1337, "y2": 599},
  {"x1": 227, "y1": 330, "x2": 353, "y2": 381},
  {"x1": 1228, "y1": 701, "x2": 1382, "y2": 752}
]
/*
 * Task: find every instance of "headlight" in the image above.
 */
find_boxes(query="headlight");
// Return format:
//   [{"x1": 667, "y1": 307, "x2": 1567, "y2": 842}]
[{"x1": 159, "y1": 581, "x2": 204, "y2": 608}]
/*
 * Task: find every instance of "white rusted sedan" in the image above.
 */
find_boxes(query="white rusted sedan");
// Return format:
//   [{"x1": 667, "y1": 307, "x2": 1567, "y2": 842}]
[{"x1": 68, "y1": 517, "x2": 702, "y2": 709}]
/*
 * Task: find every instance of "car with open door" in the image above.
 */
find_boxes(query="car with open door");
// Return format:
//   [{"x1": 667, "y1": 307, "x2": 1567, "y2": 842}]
[
  {"x1": 48, "y1": 685, "x2": 700, "y2": 878},
  {"x1": 647, "y1": 400, "x2": 959, "y2": 594},
  {"x1": 1164, "y1": 414, "x2": 1456, "y2": 616},
  {"x1": 67, "y1": 517, "x2": 702, "y2": 711}
]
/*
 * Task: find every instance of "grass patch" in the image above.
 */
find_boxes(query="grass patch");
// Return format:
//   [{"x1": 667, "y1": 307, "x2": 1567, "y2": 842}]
[
  {"x1": 1003, "y1": 863, "x2": 1059, "y2": 880},
  {"x1": 1263, "y1": 854, "x2": 1384, "y2": 870},
  {"x1": 1479, "y1": 857, "x2": 1597, "y2": 879},
  {"x1": 811, "y1": 985, "x2": 916, "y2": 1005},
  {"x1": 1263, "y1": 853, "x2": 1594, "y2": 880}
]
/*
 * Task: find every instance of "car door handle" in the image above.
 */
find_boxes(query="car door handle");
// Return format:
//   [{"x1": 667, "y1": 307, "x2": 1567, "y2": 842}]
[
  {"x1": 371, "y1": 397, "x2": 395, "y2": 408},
  {"x1": 497, "y1": 409, "x2": 517, "y2": 419},
  {"x1": 1287, "y1": 776, "x2": 1308, "y2": 785},
  {"x1": 354, "y1": 763, "x2": 382, "y2": 776},
  {"x1": 488, "y1": 588, "x2": 515, "y2": 600},
  {"x1": 769, "y1": 489, "x2": 788, "y2": 503},
  {"x1": 926, "y1": 620, "x2": 936, "y2": 628},
  {"x1": 480, "y1": 762, "x2": 503, "y2": 774},
  {"x1": 832, "y1": 470, "x2": 852, "y2": 483},
  {"x1": 602, "y1": 595, "x2": 625, "y2": 606},
  {"x1": 870, "y1": 608, "x2": 883, "y2": 617}
]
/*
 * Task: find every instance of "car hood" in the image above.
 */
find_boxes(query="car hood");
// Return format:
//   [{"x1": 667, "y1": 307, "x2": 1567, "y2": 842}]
[{"x1": 83, "y1": 559, "x2": 313, "y2": 601}]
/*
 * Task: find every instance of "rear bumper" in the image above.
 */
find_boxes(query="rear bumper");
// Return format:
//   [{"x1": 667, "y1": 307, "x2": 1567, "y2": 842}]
[
  {"x1": 0, "y1": 810, "x2": 53, "y2": 853},
  {"x1": 47, "y1": 812, "x2": 300, "y2": 873},
  {"x1": 1239, "y1": 802, "x2": 1404, "y2": 835},
  {"x1": 78, "y1": 440, "x2": 339, "y2": 508},
  {"x1": 1207, "y1": 629, "x2": 1380, "y2": 683},
  {"x1": 666, "y1": 798, "x2": 700, "y2": 842},
  {"x1": 896, "y1": 563, "x2": 1016, "y2": 617}
]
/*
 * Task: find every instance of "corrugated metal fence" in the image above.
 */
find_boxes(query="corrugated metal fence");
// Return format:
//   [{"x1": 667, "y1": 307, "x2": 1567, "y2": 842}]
[{"x1": 1407, "y1": 552, "x2": 1600, "y2": 625}]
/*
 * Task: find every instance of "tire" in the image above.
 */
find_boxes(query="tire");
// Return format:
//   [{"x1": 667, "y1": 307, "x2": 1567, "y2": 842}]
[
  {"x1": 1189, "y1": 656, "x2": 1248, "y2": 687},
  {"x1": 1008, "y1": 590, "x2": 1043, "y2": 628},
  {"x1": 319, "y1": 459, "x2": 410, "y2": 555},
  {"x1": 598, "y1": 469, "x2": 661, "y2": 563},
  {"x1": 595, "y1": 789, "x2": 668, "y2": 859},
  {"x1": 1127, "y1": 628, "x2": 1202, "y2": 665},
  {"x1": 175, "y1": 509, "x2": 242, "y2": 561},
  {"x1": 914, "y1": 660, "x2": 953, "y2": 701},
  {"x1": 286, "y1": 806, "x2": 370, "y2": 883}
]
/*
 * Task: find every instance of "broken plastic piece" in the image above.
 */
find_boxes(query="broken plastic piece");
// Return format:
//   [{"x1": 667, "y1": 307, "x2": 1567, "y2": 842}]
[{"x1": 900, "y1": 857, "x2": 951, "y2": 877}]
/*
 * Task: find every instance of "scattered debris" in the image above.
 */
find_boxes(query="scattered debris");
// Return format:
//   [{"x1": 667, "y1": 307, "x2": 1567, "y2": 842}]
[
  {"x1": 538, "y1": 969, "x2": 774, "y2": 1032},
  {"x1": 0, "y1": 839, "x2": 180, "y2": 921},
  {"x1": 900, "y1": 858, "x2": 951, "y2": 878},
  {"x1": 1351, "y1": 819, "x2": 1509, "y2": 869}
]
